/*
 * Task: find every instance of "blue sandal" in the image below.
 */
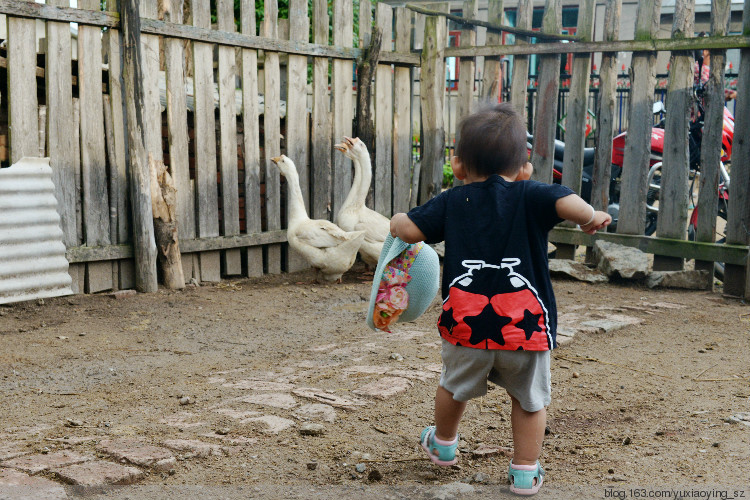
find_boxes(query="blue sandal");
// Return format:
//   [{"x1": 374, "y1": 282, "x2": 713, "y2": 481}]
[
  {"x1": 419, "y1": 426, "x2": 458, "y2": 466},
  {"x1": 508, "y1": 460, "x2": 545, "y2": 495}
]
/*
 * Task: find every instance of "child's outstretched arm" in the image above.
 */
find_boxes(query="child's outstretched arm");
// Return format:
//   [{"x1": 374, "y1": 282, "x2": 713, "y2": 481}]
[
  {"x1": 390, "y1": 213, "x2": 427, "y2": 244},
  {"x1": 555, "y1": 194, "x2": 612, "y2": 234}
]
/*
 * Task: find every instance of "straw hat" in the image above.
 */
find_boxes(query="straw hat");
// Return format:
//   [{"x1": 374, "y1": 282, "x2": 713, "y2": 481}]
[{"x1": 366, "y1": 235, "x2": 440, "y2": 331}]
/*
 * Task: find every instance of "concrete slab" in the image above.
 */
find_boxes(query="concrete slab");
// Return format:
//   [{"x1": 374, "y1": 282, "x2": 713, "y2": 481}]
[{"x1": 54, "y1": 460, "x2": 144, "y2": 486}]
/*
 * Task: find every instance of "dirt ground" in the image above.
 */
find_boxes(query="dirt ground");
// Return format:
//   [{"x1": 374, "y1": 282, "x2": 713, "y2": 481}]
[{"x1": 1, "y1": 261, "x2": 749, "y2": 499}]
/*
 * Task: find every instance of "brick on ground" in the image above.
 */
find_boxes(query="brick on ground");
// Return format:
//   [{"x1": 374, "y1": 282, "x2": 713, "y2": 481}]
[
  {"x1": 1, "y1": 450, "x2": 93, "y2": 474},
  {"x1": 0, "y1": 468, "x2": 67, "y2": 500},
  {"x1": 96, "y1": 439, "x2": 176, "y2": 471},
  {"x1": 53, "y1": 460, "x2": 144, "y2": 486},
  {"x1": 353, "y1": 377, "x2": 413, "y2": 400}
]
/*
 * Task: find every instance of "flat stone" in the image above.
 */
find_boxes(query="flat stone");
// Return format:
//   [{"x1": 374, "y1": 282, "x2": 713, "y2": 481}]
[
  {"x1": 726, "y1": 412, "x2": 750, "y2": 427},
  {"x1": 199, "y1": 432, "x2": 257, "y2": 445},
  {"x1": 97, "y1": 439, "x2": 176, "y2": 471},
  {"x1": 386, "y1": 369, "x2": 437, "y2": 382},
  {"x1": 240, "y1": 415, "x2": 296, "y2": 434},
  {"x1": 428, "y1": 481, "x2": 475, "y2": 500},
  {"x1": 221, "y1": 380, "x2": 295, "y2": 391},
  {"x1": 299, "y1": 423, "x2": 326, "y2": 436},
  {"x1": 0, "y1": 468, "x2": 67, "y2": 500},
  {"x1": 594, "y1": 241, "x2": 649, "y2": 279},
  {"x1": 549, "y1": 259, "x2": 608, "y2": 283},
  {"x1": 54, "y1": 460, "x2": 144, "y2": 486},
  {"x1": 647, "y1": 270, "x2": 711, "y2": 290},
  {"x1": 648, "y1": 301, "x2": 687, "y2": 310},
  {"x1": 213, "y1": 408, "x2": 262, "y2": 420},
  {"x1": 293, "y1": 403, "x2": 337, "y2": 423},
  {"x1": 471, "y1": 444, "x2": 513, "y2": 458},
  {"x1": 292, "y1": 388, "x2": 366, "y2": 410},
  {"x1": 159, "y1": 412, "x2": 207, "y2": 428},
  {"x1": 353, "y1": 377, "x2": 412, "y2": 400},
  {"x1": 239, "y1": 392, "x2": 298, "y2": 410},
  {"x1": 0, "y1": 443, "x2": 29, "y2": 461},
  {"x1": 109, "y1": 289, "x2": 137, "y2": 299},
  {"x1": 580, "y1": 314, "x2": 644, "y2": 333},
  {"x1": 1, "y1": 450, "x2": 93, "y2": 474},
  {"x1": 162, "y1": 439, "x2": 229, "y2": 458},
  {"x1": 344, "y1": 365, "x2": 390, "y2": 375}
]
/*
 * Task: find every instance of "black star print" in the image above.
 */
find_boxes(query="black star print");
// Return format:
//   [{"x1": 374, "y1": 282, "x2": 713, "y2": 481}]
[
  {"x1": 515, "y1": 309, "x2": 542, "y2": 341},
  {"x1": 465, "y1": 303, "x2": 512, "y2": 348},
  {"x1": 438, "y1": 308, "x2": 458, "y2": 335}
]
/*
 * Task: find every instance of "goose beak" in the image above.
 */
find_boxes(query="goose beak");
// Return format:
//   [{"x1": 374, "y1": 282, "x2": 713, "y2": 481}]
[
  {"x1": 270, "y1": 156, "x2": 282, "y2": 164},
  {"x1": 343, "y1": 136, "x2": 354, "y2": 147},
  {"x1": 334, "y1": 143, "x2": 347, "y2": 152}
]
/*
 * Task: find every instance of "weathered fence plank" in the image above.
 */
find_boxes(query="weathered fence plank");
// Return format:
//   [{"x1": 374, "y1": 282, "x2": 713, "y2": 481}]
[
  {"x1": 480, "y1": 0, "x2": 504, "y2": 103},
  {"x1": 695, "y1": 0, "x2": 731, "y2": 284},
  {"x1": 393, "y1": 6, "x2": 412, "y2": 215},
  {"x1": 331, "y1": 0, "x2": 354, "y2": 221},
  {"x1": 311, "y1": 0, "x2": 332, "y2": 222},
  {"x1": 510, "y1": 0, "x2": 532, "y2": 124},
  {"x1": 192, "y1": 0, "x2": 221, "y2": 281},
  {"x1": 263, "y1": 0, "x2": 282, "y2": 274},
  {"x1": 119, "y1": 0, "x2": 158, "y2": 292},
  {"x1": 375, "y1": 3, "x2": 394, "y2": 216},
  {"x1": 654, "y1": 0, "x2": 695, "y2": 272},
  {"x1": 241, "y1": 0, "x2": 263, "y2": 278},
  {"x1": 418, "y1": 3, "x2": 448, "y2": 206},
  {"x1": 591, "y1": 0, "x2": 621, "y2": 213},
  {"x1": 617, "y1": 0, "x2": 661, "y2": 235},
  {"x1": 217, "y1": 0, "x2": 241, "y2": 276},
  {"x1": 46, "y1": 0, "x2": 81, "y2": 293},
  {"x1": 452, "y1": 0, "x2": 477, "y2": 189},
  {"x1": 79, "y1": 0, "x2": 113, "y2": 293},
  {"x1": 726, "y1": 1, "x2": 750, "y2": 297},
  {"x1": 410, "y1": 9, "x2": 425, "y2": 210},
  {"x1": 7, "y1": 15, "x2": 38, "y2": 163},
  {"x1": 530, "y1": 0, "x2": 561, "y2": 184}
]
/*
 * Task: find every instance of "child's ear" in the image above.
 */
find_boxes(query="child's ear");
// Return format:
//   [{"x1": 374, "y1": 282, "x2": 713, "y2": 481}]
[
  {"x1": 517, "y1": 162, "x2": 533, "y2": 181},
  {"x1": 451, "y1": 156, "x2": 467, "y2": 181}
]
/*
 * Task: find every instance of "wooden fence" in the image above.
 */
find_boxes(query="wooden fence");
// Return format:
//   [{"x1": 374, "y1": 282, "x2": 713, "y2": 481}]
[{"x1": 1, "y1": 0, "x2": 750, "y2": 298}]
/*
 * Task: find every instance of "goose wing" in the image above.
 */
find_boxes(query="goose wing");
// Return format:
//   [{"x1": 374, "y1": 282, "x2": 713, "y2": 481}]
[{"x1": 295, "y1": 220, "x2": 355, "y2": 249}]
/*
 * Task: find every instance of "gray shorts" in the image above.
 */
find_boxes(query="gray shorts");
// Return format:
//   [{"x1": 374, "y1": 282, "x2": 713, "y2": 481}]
[{"x1": 439, "y1": 339, "x2": 551, "y2": 412}]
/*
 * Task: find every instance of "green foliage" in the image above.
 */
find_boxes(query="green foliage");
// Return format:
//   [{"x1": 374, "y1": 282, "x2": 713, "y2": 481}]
[{"x1": 442, "y1": 163, "x2": 454, "y2": 188}]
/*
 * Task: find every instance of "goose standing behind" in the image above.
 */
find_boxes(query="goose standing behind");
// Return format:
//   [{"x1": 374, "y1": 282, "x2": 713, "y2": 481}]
[
  {"x1": 271, "y1": 155, "x2": 365, "y2": 283},
  {"x1": 333, "y1": 137, "x2": 390, "y2": 267}
]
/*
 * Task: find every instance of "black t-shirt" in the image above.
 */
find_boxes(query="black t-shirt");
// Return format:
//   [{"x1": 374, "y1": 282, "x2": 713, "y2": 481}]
[{"x1": 407, "y1": 175, "x2": 574, "y2": 351}]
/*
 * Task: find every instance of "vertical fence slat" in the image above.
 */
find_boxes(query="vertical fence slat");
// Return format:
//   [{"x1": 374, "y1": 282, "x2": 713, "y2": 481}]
[
  {"x1": 192, "y1": 0, "x2": 221, "y2": 281},
  {"x1": 695, "y1": 0, "x2": 731, "y2": 284},
  {"x1": 360, "y1": 0, "x2": 372, "y2": 48},
  {"x1": 263, "y1": 1, "x2": 282, "y2": 274},
  {"x1": 46, "y1": 0, "x2": 81, "y2": 292},
  {"x1": 286, "y1": 0, "x2": 311, "y2": 272},
  {"x1": 418, "y1": 3, "x2": 448, "y2": 206},
  {"x1": 480, "y1": 0, "x2": 504, "y2": 103},
  {"x1": 375, "y1": 4, "x2": 393, "y2": 216},
  {"x1": 311, "y1": 0, "x2": 332, "y2": 221},
  {"x1": 164, "y1": 0, "x2": 195, "y2": 284},
  {"x1": 453, "y1": 0, "x2": 478, "y2": 189},
  {"x1": 591, "y1": 0, "x2": 621, "y2": 214},
  {"x1": 410, "y1": 10, "x2": 425, "y2": 210},
  {"x1": 727, "y1": 1, "x2": 750, "y2": 297},
  {"x1": 510, "y1": 0, "x2": 532, "y2": 124},
  {"x1": 654, "y1": 0, "x2": 694, "y2": 272},
  {"x1": 7, "y1": 15, "x2": 38, "y2": 163},
  {"x1": 241, "y1": 0, "x2": 263, "y2": 277},
  {"x1": 331, "y1": 0, "x2": 354, "y2": 219},
  {"x1": 530, "y1": 0, "x2": 561, "y2": 184},
  {"x1": 79, "y1": 0, "x2": 113, "y2": 293},
  {"x1": 393, "y1": 6, "x2": 412, "y2": 214},
  {"x1": 617, "y1": 0, "x2": 661, "y2": 235},
  {"x1": 216, "y1": 0, "x2": 241, "y2": 276}
]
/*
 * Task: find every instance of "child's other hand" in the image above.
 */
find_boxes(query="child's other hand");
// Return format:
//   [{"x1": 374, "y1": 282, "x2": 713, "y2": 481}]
[{"x1": 580, "y1": 211, "x2": 612, "y2": 234}]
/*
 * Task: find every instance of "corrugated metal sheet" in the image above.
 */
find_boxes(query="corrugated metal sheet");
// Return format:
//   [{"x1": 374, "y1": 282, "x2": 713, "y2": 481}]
[{"x1": 0, "y1": 158, "x2": 73, "y2": 304}]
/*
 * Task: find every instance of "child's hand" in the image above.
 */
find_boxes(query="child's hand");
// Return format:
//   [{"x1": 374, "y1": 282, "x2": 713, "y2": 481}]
[
  {"x1": 390, "y1": 213, "x2": 427, "y2": 243},
  {"x1": 580, "y1": 211, "x2": 612, "y2": 235}
]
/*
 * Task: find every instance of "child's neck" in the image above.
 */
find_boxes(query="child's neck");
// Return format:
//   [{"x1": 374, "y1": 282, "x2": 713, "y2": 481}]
[{"x1": 462, "y1": 172, "x2": 520, "y2": 185}]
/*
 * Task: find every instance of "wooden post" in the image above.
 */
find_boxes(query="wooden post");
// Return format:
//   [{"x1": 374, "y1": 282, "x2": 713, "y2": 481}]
[
  {"x1": 217, "y1": 0, "x2": 241, "y2": 276},
  {"x1": 331, "y1": 0, "x2": 354, "y2": 219},
  {"x1": 263, "y1": 0, "x2": 282, "y2": 274},
  {"x1": 695, "y1": 0, "x2": 731, "y2": 285},
  {"x1": 393, "y1": 6, "x2": 413, "y2": 214},
  {"x1": 591, "y1": 0, "x2": 621, "y2": 213},
  {"x1": 410, "y1": 9, "x2": 426, "y2": 210},
  {"x1": 727, "y1": 0, "x2": 750, "y2": 297},
  {"x1": 79, "y1": 0, "x2": 113, "y2": 293},
  {"x1": 453, "y1": 0, "x2": 478, "y2": 189},
  {"x1": 7, "y1": 14, "x2": 38, "y2": 163},
  {"x1": 311, "y1": 0, "x2": 332, "y2": 221},
  {"x1": 480, "y1": 0, "x2": 504, "y2": 103},
  {"x1": 192, "y1": 0, "x2": 221, "y2": 281},
  {"x1": 375, "y1": 3, "x2": 394, "y2": 216},
  {"x1": 149, "y1": 154, "x2": 185, "y2": 289},
  {"x1": 163, "y1": 0, "x2": 196, "y2": 284},
  {"x1": 119, "y1": 0, "x2": 158, "y2": 292},
  {"x1": 510, "y1": 0, "x2": 532, "y2": 124},
  {"x1": 418, "y1": 3, "x2": 448, "y2": 205},
  {"x1": 617, "y1": 0, "x2": 661, "y2": 235},
  {"x1": 241, "y1": 0, "x2": 263, "y2": 277},
  {"x1": 355, "y1": 30, "x2": 382, "y2": 210},
  {"x1": 285, "y1": 0, "x2": 311, "y2": 272},
  {"x1": 46, "y1": 0, "x2": 80, "y2": 292},
  {"x1": 555, "y1": 0, "x2": 595, "y2": 260},
  {"x1": 530, "y1": 0, "x2": 561, "y2": 184},
  {"x1": 654, "y1": 0, "x2": 694, "y2": 272},
  {"x1": 360, "y1": 0, "x2": 372, "y2": 48}
]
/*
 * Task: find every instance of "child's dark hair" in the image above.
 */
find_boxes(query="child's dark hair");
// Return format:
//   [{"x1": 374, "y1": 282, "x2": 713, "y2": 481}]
[{"x1": 455, "y1": 102, "x2": 528, "y2": 177}]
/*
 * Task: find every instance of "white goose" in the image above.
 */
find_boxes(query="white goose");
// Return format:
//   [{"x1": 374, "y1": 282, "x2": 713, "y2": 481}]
[
  {"x1": 333, "y1": 137, "x2": 390, "y2": 267},
  {"x1": 271, "y1": 155, "x2": 365, "y2": 283}
]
